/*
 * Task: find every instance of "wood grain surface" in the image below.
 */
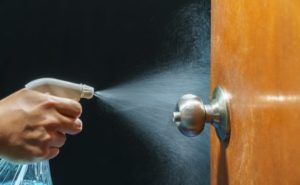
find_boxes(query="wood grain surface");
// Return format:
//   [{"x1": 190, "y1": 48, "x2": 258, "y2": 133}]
[{"x1": 211, "y1": 1, "x2": 300, "y2": 184}]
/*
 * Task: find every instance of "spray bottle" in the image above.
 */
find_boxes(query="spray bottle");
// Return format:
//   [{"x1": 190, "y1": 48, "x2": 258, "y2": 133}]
[{"x1": 0, "y1": 78, "x2": 94, "y2": 185}]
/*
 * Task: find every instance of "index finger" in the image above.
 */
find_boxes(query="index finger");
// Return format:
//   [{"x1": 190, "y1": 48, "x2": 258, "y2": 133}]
[{"x1": 47, "y1": 95, "x2": 82, "y2": 118}]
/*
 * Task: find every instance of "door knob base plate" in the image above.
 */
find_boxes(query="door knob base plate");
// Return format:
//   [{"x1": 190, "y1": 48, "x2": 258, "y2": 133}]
[{"x1": 209, "y1": 86, "x2": 230, "y2": 141}]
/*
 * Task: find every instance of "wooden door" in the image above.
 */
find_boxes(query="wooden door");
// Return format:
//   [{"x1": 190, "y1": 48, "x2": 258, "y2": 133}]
[{"x1": 211, "y1": 1, "x2": 300, "y2": 184}]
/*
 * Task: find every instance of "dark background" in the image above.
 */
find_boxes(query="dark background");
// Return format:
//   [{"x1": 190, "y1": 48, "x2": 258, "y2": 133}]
[{"x1": 0, "y1": 0, "x2": 210, "y2": 184}]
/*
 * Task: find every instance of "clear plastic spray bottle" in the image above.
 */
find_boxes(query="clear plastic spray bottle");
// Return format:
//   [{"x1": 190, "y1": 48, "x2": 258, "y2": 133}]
[{"x1": 0, "y1": 78, "x2": 94, "y2": 185}]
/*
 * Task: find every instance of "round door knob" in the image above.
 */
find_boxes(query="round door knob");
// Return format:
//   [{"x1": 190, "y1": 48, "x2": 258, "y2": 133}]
[
  {"x1": 173, "y1": 94, "x2": 206, "y2": 136},
  {"x1": 173, "y1": 86, "x2": 230, "y2": 141}
]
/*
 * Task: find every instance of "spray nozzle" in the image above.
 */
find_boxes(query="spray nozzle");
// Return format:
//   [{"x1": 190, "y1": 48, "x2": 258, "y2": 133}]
[{"x1": 25, "y1": 78, "x2": 94, "y2": 101}]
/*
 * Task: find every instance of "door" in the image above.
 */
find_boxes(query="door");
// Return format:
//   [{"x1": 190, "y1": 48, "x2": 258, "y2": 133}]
[{"x1": 211, "y1": 1, "x2": 300, "y2": 184}]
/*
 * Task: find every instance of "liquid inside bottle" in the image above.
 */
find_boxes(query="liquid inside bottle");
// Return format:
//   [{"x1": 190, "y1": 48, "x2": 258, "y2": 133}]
[{"x1": 0, "y1": 160, "x2": 52, "y2": 185}]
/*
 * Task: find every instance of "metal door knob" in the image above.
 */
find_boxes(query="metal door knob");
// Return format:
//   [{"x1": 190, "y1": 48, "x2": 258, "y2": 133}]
[{"x1": 173, "y1": 86, "x2": 230, "y2": 141}]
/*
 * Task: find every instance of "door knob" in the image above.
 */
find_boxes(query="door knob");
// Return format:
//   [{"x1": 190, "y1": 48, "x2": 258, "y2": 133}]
[{"x1": 173, "y1": 86, "x2": 230, "y2": 141}]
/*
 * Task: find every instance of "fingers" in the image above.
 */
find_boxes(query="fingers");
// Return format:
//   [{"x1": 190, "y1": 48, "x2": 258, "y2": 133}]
[
  {"x1": 1, "y1": 89, "x2": 85, "y2": 162},
  {"x1": 40, "y1": 94, "x2": 83, "y2": 135},
  {"x1": 48, "y1": 131, "x2": 66, "y2": 148},
  {"x1": 29, "y1": 94, "x2": 83, "y2": 161},
  {"x1": 35, "y1": 131, "x2": 68, "y2": 160},
  {"x1": 28, "y1": 131, "x2": 68, "y2": 160},
  {"x1": 46, "y1": 132, "x2": 64, "y2": 159},
  {"x1": 23, "y1": 144, "x2": 60, "y2": 161},
  {"x1": 54, "y1": 114, "x2": 83, "y2": 135},
  {"x1": 45, "y1": 147, "x2": 60, "y2": 160},
  {"x1": 30, "y1": 92, "x2": 83, "y2": 161},
  {"x1": 46, "y1": 95, "x2": 82, "y2": 118}
]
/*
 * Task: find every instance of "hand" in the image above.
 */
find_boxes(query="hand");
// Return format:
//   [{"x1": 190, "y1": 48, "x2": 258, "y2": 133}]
[{"x1": 0, "y1": 89, "x2": 83, "y2": 163}]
